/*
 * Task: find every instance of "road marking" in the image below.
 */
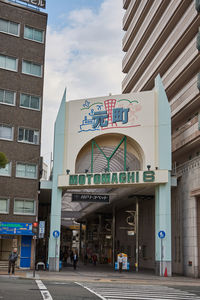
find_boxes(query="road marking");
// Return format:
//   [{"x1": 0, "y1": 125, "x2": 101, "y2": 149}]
[
  {"x1": 75, "y1": 283, "x2": 200, "y2": 300},
  {"x1": 35, "y1": 280, "x2": 53, "y2": 300},
  {"x1": 75, "y1": 282, "x2": 106, "y2": 300}
]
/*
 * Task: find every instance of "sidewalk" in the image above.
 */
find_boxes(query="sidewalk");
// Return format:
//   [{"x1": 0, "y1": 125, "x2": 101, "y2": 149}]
[{"x1": 1, "y1": 262, "x2": 200, "y2": 286}]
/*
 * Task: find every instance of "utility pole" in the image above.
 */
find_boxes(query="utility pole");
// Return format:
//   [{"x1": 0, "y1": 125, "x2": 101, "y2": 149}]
[{"x1": 135, "y1": 199, "x2": 139, "y2": 272}]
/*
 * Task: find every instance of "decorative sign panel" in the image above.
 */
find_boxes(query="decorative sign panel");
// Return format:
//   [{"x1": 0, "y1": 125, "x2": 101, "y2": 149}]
[
  {"x1": 19, "y1": 0, "x2": 46, "y2": 8},
  {"x1": 72, "y1": 194, "x2": 109, "y2": 203}
]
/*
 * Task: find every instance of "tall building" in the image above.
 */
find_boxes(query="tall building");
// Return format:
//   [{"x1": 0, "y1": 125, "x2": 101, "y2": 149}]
[
  {"x1": 0, "y1": 0, "x2": 47, "y2": 269},
  {"x1": 122, "y1": 0, "x2": 200, "y2": 276}
]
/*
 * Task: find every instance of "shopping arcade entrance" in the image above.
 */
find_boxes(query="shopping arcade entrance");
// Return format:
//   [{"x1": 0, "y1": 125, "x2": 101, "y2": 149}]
[
  {"x1": 48, "y1": 75, "x2": 172, "y2": 276},
  {"x1": 61, "y1": 182, "x2": 156, "y2": 271}
]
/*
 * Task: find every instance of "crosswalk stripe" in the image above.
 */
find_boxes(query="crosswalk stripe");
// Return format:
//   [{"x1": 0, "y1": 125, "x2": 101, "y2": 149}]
[
  {"x1": 75, "y1": 282, "x2": 107, "y2": 300},
  {"x1": 76, "y1": 283, "x2": 200, "y2": 300}
]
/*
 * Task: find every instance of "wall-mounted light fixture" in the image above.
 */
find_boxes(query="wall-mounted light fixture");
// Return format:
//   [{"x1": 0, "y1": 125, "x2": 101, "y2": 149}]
[
  {"x1": 147, "y1": 165, "x2": 151, "y2": 170},
  {"x1": 66, "y1": 169, "x2": 70, "y2": 174}
]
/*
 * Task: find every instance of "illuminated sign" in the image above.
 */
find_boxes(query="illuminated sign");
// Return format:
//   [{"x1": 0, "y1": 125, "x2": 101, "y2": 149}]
[
  {"x1": 19, "y1": 0, "x2": 46, "y2": 8},
  {"x1": 72, "y1": 194, "x2": 109, "y2": 203}
]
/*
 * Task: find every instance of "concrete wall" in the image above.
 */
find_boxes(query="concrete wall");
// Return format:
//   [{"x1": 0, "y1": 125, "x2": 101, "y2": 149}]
[{"x1": 174, "y1": 156, "x2": 200, "y2": 277}]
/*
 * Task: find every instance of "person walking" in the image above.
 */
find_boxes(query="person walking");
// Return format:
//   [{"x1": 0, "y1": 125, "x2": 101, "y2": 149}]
[
  {"x1": 92, "y1": 254, "x2": 97, "y2": 266},
  {"x1": 84, "y1": 253, "x2": 88, "y2": 265},
  {"x1": 70, "y1": 251, "x2": 74, "y2": 264},
  {"x1": 118, "y1": 253, "x2": 123, "y2": 273},
  {"x1": 8, "y1": 248, "x2": 18, "y2": 275},
  {"x1": 73, "y1": 252, "x2": 78, "y2": 270}
]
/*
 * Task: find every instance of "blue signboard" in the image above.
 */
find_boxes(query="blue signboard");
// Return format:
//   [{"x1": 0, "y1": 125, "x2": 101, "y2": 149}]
[{"x1": 0, "y1": 222, "x2": 33, "y2": 235}]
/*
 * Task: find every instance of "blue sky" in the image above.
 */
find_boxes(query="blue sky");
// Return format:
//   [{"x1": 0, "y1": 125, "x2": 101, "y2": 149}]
[
  {"x1": 40, "y1": 0, "x2": 123, "y2": 168},
  {"x1": 45, "y1": 0, "x2": 104, "y2": 30}
]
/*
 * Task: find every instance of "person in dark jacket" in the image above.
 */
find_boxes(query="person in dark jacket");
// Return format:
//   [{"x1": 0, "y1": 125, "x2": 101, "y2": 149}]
[
  {"x1": 73, "y1": 252, "x2": 78, "y2": 270},
  {"x1": 70, "y1": 251, "x2": 74, "y2": 264},
  {"x1": 8, "y1": 248, "x2": 18, "y2": 275}
]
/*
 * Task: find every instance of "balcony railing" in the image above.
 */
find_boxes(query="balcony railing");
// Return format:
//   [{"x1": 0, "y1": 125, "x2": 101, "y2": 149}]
[
  {"x1": 122, "y1": 1, "x2": 196, "y2": 92},
  {"x1": 176, "y1": 155, "x2": 200, "y2": 177},
  {"x1": 123, "y1": 0, "x2": 136, "y2": 30},
  {"x1": 123, "y1": 0, "x2": 131, "y2": 9},
  {"x1": 122, "y1": 0, "x2": 148, "y2": 51},
  {"x1": 172, "y1": 116, "x2": 200, "y2": 152},
  {"x1": 170, "y1": 75, "x2": 199, "y2": 118},
  {"x1": 122, "y1": 0, "x2": 164, "y2": 71}
]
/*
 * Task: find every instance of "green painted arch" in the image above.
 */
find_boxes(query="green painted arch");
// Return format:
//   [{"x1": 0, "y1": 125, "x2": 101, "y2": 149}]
[{"x1": 75, "y1": 133, "x2": 145, "y2": 174}]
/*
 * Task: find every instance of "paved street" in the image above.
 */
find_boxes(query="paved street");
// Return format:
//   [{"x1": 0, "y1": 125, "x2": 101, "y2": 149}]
[
  {"x1": 2, "y1": 276, "x2": 200, "y2": 300},
  {"x1": 77, "y1": 282, "x2": 200, "y2": 300},
  {"x1": 2, "y1": 265, "x2": 200, "y2": 300},
  {"x1": 0, "y1": 277, "x2": 40, "y2": 300},
  {"x1": 0, "y1": 276, "x2": 99, "y2": 300}
]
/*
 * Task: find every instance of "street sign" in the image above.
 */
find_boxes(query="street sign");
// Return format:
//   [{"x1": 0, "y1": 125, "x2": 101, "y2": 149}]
[
  {"x1": 53, "y1": 230, "x2": 60, "y2": 238},
  {"x1": 158, "y1": 230, "x2": 166, "y2": 239},
  {"x1": 39, "y1": 221, "x2": 45, "y2": 238},
  {"x1": 72, "y1": 194, "x2": 109, "y2": 203}
]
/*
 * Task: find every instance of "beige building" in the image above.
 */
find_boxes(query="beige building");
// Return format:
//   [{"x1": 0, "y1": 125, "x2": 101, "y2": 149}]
[{"x1": 122, "y1": 0, "x2": 200, "y2": 277}]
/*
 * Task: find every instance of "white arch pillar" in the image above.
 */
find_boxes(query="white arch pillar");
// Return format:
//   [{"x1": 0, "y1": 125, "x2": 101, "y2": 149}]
[{"x1": 48, "y1": 90, "x2": 66, "y2": 271}]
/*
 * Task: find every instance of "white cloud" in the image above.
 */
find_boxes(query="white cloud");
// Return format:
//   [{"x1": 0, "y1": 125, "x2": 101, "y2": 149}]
[{"x1": 42, "y1": 0, "x2": 124, "y2": 168}]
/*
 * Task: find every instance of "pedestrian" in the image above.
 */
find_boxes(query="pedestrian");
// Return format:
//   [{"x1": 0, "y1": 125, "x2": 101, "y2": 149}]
[
  {"x1": 73, "y1": 252, "x2": 78, "y2": 270},
  {"x1": 84, "y1": 253, "x2": 88, "y2": 265},
  {"x1": 70, "y1": 250, "x2": 74, "y2": 264},
  {"x1": 92, "y1": 254, "x2": 97, "y2": 266},
  {"x1": 8, "y1": 248, "x2": 18, "y2": 275},
  {"x1": 118, "y1": 253, "x2": 123, "y2": 273}
]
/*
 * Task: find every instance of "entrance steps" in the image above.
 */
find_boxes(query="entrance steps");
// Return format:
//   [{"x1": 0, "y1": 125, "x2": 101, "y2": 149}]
[{"x1": 0, "y1": 260, "x2": 8, "y2": 269}]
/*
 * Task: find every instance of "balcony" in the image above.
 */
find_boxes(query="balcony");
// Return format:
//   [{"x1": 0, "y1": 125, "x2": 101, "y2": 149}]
[
  {"x1": 123, "y1": 0, "x2": 138, "y2": 31},
  {"x1": 170, "y1": 75, "x2": 199, "y2": 119},
  {"x1": 122, "y1": 0, "x2": 149, "y2": 51},
  {"x1": 123, "y1": 0, "x2": 131, "y2": 9},
  {"x1": 122, "y1": 1, "x2": 197, "y2": 93},
  {"x1": 176, "y1": 155, "x2": 200, "y2": 178},
  {"x1": 172, "y1": 115, "x2": 200, "y2": 153},
  {"x1": 162, "y1": 37, "x2": 197, "y2": 91},
  {"x1": 122, "y1": 0, "x2": 167, "y2": 73}
]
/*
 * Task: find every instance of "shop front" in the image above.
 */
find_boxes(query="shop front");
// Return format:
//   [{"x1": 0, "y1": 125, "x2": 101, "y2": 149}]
[
  {"x1": 48, "y1": 75, "x2": 172, "y2": 276},
  {"x1": 0, "y1": 222, "x2": 33, "y2": 268}
]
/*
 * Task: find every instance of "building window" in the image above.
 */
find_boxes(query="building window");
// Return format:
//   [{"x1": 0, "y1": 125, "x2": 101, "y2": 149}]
[
  {"x1": 0, "y1": 18, "x2": 19, "y2": 36},
  {"x1": 0, "y1": 198, "x2": 9, "y2": 214},
  {"x1": 16, "y1": 163, "x2": 37, "y2": 179},
  {"x1": 18, "y1": 128, "x2": 39, "y2": 144},
  {"x1": 0, "y1": 124, "x2": 13, "y2": 140},
  {"x1": 14, "y1": 198, "x2": 35, "y2": 215},
  {"x1": 24, "y1": 25, "x2": 44, "y2": 43},
  {"x1": 20, "y1": 93, "x2": 40, "y2": 110},
  {"x1": 0, "y1": 54, "x2": 17, "y2": 71},
  {"x1": 0, "y1": 162, "x2": 11, "y2": 176},
  {"x1": 0, "y1": 89, "x2": 15, "y2": 105},
  {"x1": 22, "y1": 60, "x2": 42, "y2": 77}
]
